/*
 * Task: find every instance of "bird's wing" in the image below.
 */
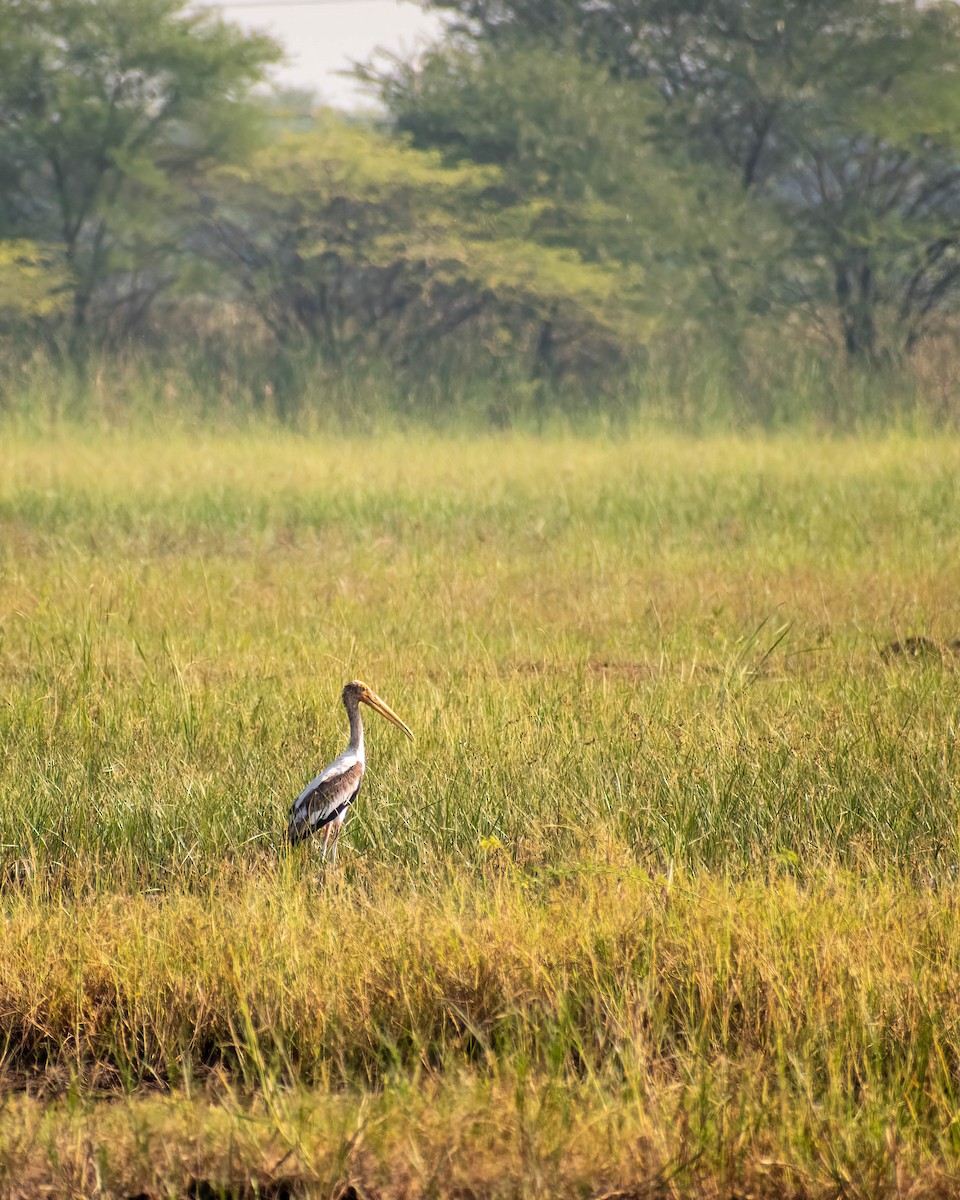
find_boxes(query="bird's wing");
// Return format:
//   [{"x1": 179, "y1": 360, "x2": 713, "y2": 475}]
[{"x1": 287, "y1": 758, "x2": 363, "y2": 843}]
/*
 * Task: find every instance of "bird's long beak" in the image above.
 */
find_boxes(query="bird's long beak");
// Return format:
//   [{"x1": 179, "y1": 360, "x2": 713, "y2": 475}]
[{"x1": 362, "y1": 689, "x2": 414, "y2": 740}]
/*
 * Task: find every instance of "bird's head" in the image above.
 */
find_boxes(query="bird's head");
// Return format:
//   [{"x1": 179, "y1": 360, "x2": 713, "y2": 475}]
[{"x1": 344, "y1": 679, "x2": 414, "y2": 740}]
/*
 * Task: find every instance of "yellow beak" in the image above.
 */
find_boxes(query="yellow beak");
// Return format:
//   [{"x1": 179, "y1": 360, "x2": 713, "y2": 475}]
[{"x1": 362, "y1": 688, "x2": 414, "y2": 741}]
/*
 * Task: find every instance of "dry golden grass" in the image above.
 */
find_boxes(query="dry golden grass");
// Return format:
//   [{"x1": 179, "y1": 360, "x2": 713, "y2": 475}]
[
  {"x1": 3, "y1": 862, "x2": 960, "y2": 1196},
  {"x1": 0, "y1": 859, "x2": 958, "y2": 1092}
]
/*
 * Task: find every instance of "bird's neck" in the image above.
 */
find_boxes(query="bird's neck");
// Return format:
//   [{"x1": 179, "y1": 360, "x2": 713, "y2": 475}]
[{"x1": 344, "y1": 695, "x2": 365, "y2": 758}]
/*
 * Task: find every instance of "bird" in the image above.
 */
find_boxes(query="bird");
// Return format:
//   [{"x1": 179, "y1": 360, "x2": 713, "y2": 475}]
[{"x1": 287, "y1": 679, "x2": 414, "y2": 861}]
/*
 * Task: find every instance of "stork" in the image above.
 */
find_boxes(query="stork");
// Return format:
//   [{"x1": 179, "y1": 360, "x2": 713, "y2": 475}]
[{"x1": 287, "y1": 680, "x2": 413, "y2": 860}]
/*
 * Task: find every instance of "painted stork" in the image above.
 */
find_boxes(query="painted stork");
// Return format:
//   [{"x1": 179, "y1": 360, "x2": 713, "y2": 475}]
[{"x1": 287, "y1": 680, "x2": 414, "y2": 860}]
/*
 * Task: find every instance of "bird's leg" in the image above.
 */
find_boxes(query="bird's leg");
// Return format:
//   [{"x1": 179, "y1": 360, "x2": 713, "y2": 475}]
[
  {"x1": 328, "y1": 817, "x2": 345, "y2": 866},
  {"x1": 321, "y1": 824, "x2": 333, "y2": 862}
]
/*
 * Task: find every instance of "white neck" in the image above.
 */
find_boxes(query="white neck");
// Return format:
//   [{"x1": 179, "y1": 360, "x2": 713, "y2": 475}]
[{"x1": 344, "y1": 693, "x2": 365, "y2": 762}]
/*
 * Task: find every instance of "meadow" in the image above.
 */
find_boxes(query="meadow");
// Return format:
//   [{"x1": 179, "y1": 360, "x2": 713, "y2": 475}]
[{"x1": 2, "y1": 428, "x2": 960, "y2": 1198}]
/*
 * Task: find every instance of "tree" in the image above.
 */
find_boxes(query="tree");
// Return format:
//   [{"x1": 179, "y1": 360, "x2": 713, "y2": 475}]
[
  {"x1": 0, "y1": 0, "x2": 279, "y2": 344},
  {"x1": 363, "y1": 46, "x2": 779, "y2": 366},
  {"x1": 0, "y1": 239, "x2": 68, "y2": 320},
  {"x1": 202, "y1": 110, "x2": 650, "y2": 380},
  {"x1": 411, "y1": 0, "x2": 960, "y2": 361}
]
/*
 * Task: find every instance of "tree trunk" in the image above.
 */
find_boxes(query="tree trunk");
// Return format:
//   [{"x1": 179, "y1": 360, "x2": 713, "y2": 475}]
[{"x1": 835, "y1": 256, "x2": 879, "y2": 363}]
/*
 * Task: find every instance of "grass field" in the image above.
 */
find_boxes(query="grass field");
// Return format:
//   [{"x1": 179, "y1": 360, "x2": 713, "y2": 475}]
[{"x1": 2, "y1": 429, "x2": 960, "y2": 1198}]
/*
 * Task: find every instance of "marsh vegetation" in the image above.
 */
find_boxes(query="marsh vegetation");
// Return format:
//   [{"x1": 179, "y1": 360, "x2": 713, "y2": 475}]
[{"x1": 1, "y1": 429, "x2": 959, "y2": 1196}]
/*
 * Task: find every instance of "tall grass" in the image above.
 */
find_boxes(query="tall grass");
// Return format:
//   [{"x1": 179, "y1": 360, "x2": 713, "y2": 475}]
[
  {"x1": 2, "y1": 334, "x2": 959, "y2": 433},
  {"x1": 2, "y1": 428, "x2": 960, "y2": 1195},
  {"x1": 3, "y1": 432, "x2": 959, "y2": 884}
]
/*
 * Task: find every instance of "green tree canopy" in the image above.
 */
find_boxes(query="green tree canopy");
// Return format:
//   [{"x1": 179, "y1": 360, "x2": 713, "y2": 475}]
[
  {"x1": 403, "y1": 0, "x2": 960, "y2": 361},
  {"x1": 362, "y1": 46, "x2": 780, "y2": 364},
  {"x1": 203, "y1": 58, "x2": 781, "y2": 389},
  {"x1": 0, "y1": 0, "x2": 279, "y2": 339},
  {"x1": 203, "y1": 110, "x2": 640, "y2": 376}
]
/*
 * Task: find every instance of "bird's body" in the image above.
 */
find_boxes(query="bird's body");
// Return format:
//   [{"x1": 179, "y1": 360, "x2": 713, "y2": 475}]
[{"x1": 287, "y1": 680, "x2": 413, "y2": 860}]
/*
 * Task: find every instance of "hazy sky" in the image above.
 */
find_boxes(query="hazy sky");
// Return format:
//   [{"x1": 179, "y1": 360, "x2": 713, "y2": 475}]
[{"x1": 203, "y1": 0, "x2": 446, "y2": 109}]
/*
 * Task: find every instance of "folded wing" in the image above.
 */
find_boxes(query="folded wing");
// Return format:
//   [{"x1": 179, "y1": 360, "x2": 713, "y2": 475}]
[{"x1": 287, "y1": 758, "x2": 364, "y2": 844}]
